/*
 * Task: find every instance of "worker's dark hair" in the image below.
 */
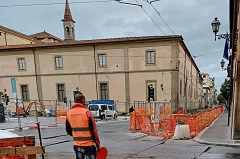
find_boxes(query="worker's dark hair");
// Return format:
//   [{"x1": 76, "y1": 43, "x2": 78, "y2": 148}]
[{"x1": 75, "y1": 93, "x2": 85, "y2": 104}]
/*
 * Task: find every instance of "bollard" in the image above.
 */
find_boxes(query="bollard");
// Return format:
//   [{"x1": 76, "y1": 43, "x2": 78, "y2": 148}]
[{"x1": 36, "y1": 122, "x2": 44, "y2": 159}]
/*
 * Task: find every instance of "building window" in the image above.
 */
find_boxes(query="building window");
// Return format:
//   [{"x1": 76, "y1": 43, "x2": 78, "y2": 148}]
[
  {"x1": 66, "y1": 26, "x2": 70, "y2": 37},
  {"x1": 146, "y1": 81, "x2": 156, "y2": 101},
  {"x1": 21, "y1": 85, "x2": 29, "y2": 101},
  {"x1": 18, "y1": 58, "x2": 26, "y2": 70},
  {"x1": 0, "y1": 32, "x2": 1, "y2": 36},
  {"x1": 57, "y1": 84, "x2": 65, "y2": 101},
  {"x1": 146, "y1": 50, "x2": 155, "y2": 64},
  {"x1": 100, "y1": 83, "x2": 108, "y2": 100},
  {"x1": 55, "y1": 56, "x2": 63, "y2": 69},
  {"x1": 98, "y1": 54, "x2": 106, "y2": 67},
  {"x1": 72, "y1": 27, "x2": 74, "y2": 35}
]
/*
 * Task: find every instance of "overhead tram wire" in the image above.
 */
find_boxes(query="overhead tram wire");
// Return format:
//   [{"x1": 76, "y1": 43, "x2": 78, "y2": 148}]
[
  {"x1": 129, "y1": 0, "x2": 225, "y2": 87},
  {"x1": 0, "y1": 0, "x2": 115, "y2": 8},
  {"x1": 133, "y1": 0, "x2": 192, "y2": 58},
  {"x1": 140, "y1": 0, "x2": 221, "y2": 60},
  {"x1": 143, "y1": 0, "x2": 176, "y2": 35},
  {"x1": 192, "y1": 50, "x2": 223, "y2": 58},
  {"x1": 137, "y1": 0, "x2": 225, "y2": 66},
  {"x1": 133, "y1": 0, "x2": 166, "y2": 36},
  {"x1": 1, "y1": 0, "x2": 181, "y2": 58},
  {"x1": 140, "y1": 0, "x2": 189, "y2": 57},
  {"x1": 115, "y1": 0, "x2": 142, "y2": 6},
  {"x1": 3, "y1": 0, "x2": 220, "y2": 60}
]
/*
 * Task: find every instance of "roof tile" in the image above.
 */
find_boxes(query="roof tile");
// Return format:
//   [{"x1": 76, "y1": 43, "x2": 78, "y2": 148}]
[
  {"x1": 62, "y1": 0, "x2": 74, "y2": 22},
  {"x1": 29, "y1": 31, "x2": 63, "y2": 41}
]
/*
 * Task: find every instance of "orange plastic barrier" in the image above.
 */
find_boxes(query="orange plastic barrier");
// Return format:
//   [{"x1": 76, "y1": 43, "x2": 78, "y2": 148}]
[
  {"x1": 162, "y1": 106, "x2": 172, "y2": 115},
  {"x1": 177, "y1": 108, "x2": 184, "y2": 114},
  {"x1": 130, "y1": 113, "x2": 136, "y2": 132},
  {"x1": 130, "y1": 106, "x2": 223, "y2": 139},
  {"x1": 56, "y1": 110, "x2": 67, "y2": 117},
  {"x1": 173, "y1": 106, "x2": 223, "y2": 137}
]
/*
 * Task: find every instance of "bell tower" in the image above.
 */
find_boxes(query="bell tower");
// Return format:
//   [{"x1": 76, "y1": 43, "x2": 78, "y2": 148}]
[{"x1": 62, "y1": 0, "x2": 75, "y2": 40}]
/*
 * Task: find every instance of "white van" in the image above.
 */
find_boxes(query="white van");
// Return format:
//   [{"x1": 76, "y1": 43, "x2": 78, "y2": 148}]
[{"x1": 88, "y1": 104, "x2": 118, "y2": 120}]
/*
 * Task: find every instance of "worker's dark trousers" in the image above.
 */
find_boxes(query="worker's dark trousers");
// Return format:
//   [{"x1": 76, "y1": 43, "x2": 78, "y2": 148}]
[{"x1": 73, "y1": 145, "x2": 96, "y2": 159}]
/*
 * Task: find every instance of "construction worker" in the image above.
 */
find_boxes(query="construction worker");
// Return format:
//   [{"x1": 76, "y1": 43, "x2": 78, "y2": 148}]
[{"x1": 66, "y1": 93, "x2": 100, "y2": 159}]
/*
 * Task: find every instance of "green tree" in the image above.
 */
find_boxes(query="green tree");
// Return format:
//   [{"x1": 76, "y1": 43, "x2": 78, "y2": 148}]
[
  {"x1": 219, "y1": 78, "x2": 228, "y2": 101},
  {"x1": 217, "y1": 93, "x2": 225, "y2": 103}
]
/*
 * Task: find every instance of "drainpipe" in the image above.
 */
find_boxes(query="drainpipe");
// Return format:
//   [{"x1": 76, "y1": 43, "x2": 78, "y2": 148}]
[
  {"x1": 33, "y1": 49, "x2": 40, "y2": 101},
  {"x1": 184, "y1": 53, "x2": 187, "y2": 114},
  {"x1": 93, "y1": 45, "x2": 98, "y2": 100},
  {"x1": 4, "y1": 32, "x2": 7, "y2": 45}
]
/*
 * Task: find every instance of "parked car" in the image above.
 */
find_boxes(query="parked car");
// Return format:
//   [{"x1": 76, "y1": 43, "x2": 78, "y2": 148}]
[{"x1": 88, "y1": 104, "x2": 118, "y2": 120}]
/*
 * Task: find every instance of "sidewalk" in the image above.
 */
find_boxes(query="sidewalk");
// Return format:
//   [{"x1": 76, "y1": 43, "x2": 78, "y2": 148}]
[{"x1": 193, "y1": 109, "x2": 240, "y2": 147}]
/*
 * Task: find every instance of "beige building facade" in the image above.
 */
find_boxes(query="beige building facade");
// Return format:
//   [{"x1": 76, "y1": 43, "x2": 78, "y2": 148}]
[
  {"x1": 0, "y1": 35, "x2": 203, "y2": 113},
  {"x1": 0, "y1": 0, "x2": 203, "y2": 114},
  {"x1": 201, "y1": 73, "x2": 217, "y2": 105}
]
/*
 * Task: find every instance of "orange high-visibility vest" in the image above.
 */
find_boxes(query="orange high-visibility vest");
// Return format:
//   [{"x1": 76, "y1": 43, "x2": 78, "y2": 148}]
[{"x1": 67, "y1": 108, "x2": 94, "y2": 146}]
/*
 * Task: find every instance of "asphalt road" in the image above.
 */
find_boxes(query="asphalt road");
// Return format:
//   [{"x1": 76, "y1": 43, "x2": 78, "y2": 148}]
[{"x1": 3, "y1": 117, "x2": 240, "y2": 159}]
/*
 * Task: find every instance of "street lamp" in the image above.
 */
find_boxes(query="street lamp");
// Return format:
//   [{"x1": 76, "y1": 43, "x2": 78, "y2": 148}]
[
  {"x1": 211, "y1": 17, "x2": 220, "y2": 41},
  {"x1": 211, "y1": 17, "x2": 231, "y2": 41},
  {"x1": 220, "y1": 59, "x2": 226, "y2": 71},
  {"x1": 211, "y1": 17, "x2": 231, "y2": 72}
]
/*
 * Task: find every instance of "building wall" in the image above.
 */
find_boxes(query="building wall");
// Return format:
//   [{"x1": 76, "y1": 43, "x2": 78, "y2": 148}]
[
  {"x1": 0, "y1": 50, "x2": 36, "y2": 76},
  {"x1": 177, "y1": 44, "x2": 201, "y2": 111},
  {"x1": 0, "y1": 38, "x2": 202, "y2": 113},
  {"x1": 40, "y1": 38, "x2": 57, "y2": 43},
  {"x1": 201, "y1": 73, "x2": 216, "y2": 105},
  {"x1": 0, "y1": 32, "x2": 34, "y2": 46},
  {"x1": 178, "y1": 45, "x2": 186, "y2": 103},
  {"x1": 233, "y1": 2, "x2": 240, "y2": 138},
  {"x1": 38, "y1": 46, "x2": 95, "y2": 74},
  {"x1": 0, "y1": 76, "x2": 38, "y2": 111}
]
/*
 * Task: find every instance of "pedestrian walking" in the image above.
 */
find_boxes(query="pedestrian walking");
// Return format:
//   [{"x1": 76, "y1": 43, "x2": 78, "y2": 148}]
[
  {"x1": 66, "y1": 93, "x2": 101, "y2": 159},
  {"x1": 129, "y1": 106, "x2": 134, "y2": 113}
]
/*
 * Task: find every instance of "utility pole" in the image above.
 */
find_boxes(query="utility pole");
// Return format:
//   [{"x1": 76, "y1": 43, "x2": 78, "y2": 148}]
[{"x1": 183, "y1": 52, "x2": 187, "y2": 114}]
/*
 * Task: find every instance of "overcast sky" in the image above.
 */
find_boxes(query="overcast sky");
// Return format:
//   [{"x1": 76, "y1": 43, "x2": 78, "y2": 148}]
[{"x1": 0, "y1": 0, "x2": 229, "y2": 93}]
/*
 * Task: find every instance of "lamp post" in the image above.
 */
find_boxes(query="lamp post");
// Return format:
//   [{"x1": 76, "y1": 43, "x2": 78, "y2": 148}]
[
  {"x1": 211, "y1": 17, "x2": 232, "y2": 126},
  {"x1": 211, "y1": 17, "x2": 231, "y2": 41},
  {"x1": 211, "y1": 17, "x2": 220, "y2": 41},
  {"x1": 220, "y1": 59, "x2": 226, "y2": 71}
]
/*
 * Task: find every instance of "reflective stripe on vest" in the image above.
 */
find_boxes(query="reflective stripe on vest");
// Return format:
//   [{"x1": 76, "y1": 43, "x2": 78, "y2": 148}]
[
  {"x1": 73, "y1": 136, "x2": 93, "y2": 141},
  {"x1": 67, "y1": 107, "x2": 94, "y2": 146},
  {"x1": 72, "y1": 127, "x2": 90, "y2": 131}
]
